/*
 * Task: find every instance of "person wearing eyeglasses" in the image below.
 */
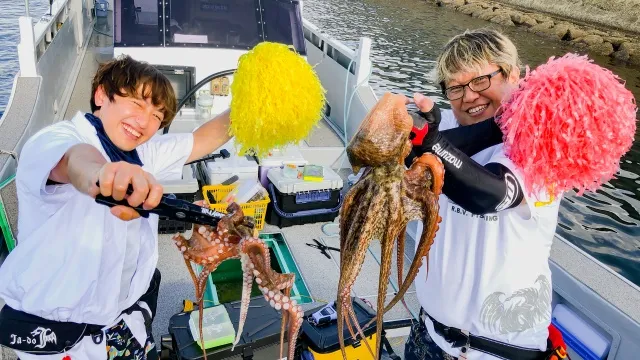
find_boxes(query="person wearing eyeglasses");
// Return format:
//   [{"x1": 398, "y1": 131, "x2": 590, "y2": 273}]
[{"x1": 403, "y1": 28, "x2": 564, "y2": 360}]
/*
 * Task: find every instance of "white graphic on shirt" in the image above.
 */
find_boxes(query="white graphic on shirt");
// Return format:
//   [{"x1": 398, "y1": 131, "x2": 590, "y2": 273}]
[
  {"x1": 9, "y1": 327, "x2": 57, "y2": 349},
  {"x1": 480, "y1": 275, "x2": 551, "y2": 334}
]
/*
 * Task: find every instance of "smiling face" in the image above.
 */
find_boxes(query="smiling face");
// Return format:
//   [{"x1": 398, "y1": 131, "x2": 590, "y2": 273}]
[
  {"x1": 434, "y1": 28, "x2": 522, "y2": 126},
  {"x1": 93, "y1": 85, "x2": 165, "y2": 150},
  {"x1": 89, "y1": 55, "x2": 177, "y2": 151},
  {"x1": 446, "y1": 64, "x2": 519, "y2": 126}
]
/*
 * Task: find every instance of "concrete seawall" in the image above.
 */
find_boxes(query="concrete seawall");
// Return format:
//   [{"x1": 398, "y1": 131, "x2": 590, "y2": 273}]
[{"x1": 431, "y1": 0, "x2": 640, "y2": 65}]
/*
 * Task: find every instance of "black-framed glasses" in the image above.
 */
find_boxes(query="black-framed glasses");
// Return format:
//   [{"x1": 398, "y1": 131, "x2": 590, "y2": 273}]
[{"x1": 440, "y1": 69, "x2": 503, "y2": 101}]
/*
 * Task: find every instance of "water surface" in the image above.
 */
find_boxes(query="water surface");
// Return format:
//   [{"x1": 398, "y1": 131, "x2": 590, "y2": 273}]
[{"x1": 0, "y1": 1, "x2": 49, "y2": 117}]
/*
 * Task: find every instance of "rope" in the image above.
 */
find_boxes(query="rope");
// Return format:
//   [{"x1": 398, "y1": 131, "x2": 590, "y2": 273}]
[{"x1": 0, "y1": 150, "x2": 18, "y2": 162}]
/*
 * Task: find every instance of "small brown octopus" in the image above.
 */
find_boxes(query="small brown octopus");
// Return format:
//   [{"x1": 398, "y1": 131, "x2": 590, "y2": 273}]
[
  {"x1": 172, "y1": 202, "x2": 303, "y2": 360},
  {"x1": 337, "y1": 92, "x2": 444, "y2": 360}
]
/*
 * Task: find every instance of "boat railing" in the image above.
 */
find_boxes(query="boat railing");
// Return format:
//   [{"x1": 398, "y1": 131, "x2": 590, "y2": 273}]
[
  {"x1": 17, "y1": 0, "x2": 89, "y2": 77},
  {"x1": 302, "y1": 18, "x2": 376, "y2": 145}
]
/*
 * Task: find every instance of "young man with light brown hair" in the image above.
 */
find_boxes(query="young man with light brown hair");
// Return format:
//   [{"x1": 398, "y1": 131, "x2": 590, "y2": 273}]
[{"x1": 0, "y1": 55, "x2": 231, "y2": 359}]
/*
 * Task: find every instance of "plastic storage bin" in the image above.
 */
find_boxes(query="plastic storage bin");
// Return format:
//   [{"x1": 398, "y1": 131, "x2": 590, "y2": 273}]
[
  {"x1": 158, "y1": 165, "x2": 199, "y2": 234},
  {"x1": 188, "y1": 304, "x2": 235, "y2": 349},
  {"x1": 265, "y1": 166, "x2": 343, "y2": 228},
  {"x1": 257, "y1": 146, "x2": 308, "y2": 189},
  {"x1": 205, "y1": 154, "x2": 259, "y2": 185},
  {"x1": 202, "y1": 184, "x2": 270, "y2": 231},
  {"x1": 551, "y1": 304, "x2": 610, "y2": 360}
]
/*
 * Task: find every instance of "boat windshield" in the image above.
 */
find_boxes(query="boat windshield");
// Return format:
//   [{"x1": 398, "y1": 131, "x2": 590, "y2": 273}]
[{"x1": 114, "y1": 0, "x2": 306, "y2": 53}]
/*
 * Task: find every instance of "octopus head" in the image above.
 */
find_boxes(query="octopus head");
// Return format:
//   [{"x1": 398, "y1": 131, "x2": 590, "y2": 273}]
[{"x1": 346, "y1": 92, "x2": 413, "y2": 173}]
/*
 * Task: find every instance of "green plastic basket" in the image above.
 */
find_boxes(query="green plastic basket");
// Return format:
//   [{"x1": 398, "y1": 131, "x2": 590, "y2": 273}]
[
  {"x1": 0, "y1": 175, "x2": 16, "y2": 253},
  {"x1": 199, "y1": 232, "x2": 312, "y2": 308}
]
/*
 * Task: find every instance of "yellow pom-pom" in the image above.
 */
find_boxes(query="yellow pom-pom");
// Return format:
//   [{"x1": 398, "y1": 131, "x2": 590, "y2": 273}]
[{"x1": 230, "y1": 42, "x2": 326, "y2": 158}]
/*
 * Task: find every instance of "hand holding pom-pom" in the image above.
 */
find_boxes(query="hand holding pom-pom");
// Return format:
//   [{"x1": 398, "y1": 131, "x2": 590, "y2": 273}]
[{"x1": 496, "y1": 53, "x2": 637, "y2": 198}]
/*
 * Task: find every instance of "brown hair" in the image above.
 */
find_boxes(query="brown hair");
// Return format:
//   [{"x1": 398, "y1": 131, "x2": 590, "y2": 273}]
[{"x1": 90, "y1": 55, "x2": 177, "y2": 128}]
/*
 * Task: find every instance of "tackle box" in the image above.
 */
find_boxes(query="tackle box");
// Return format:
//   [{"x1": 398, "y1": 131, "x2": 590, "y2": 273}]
[
  {"x1": 299, "y1": 297, "x2": 378, "y2": 359},
  {"x1": 167, "y1": 296, "x2": 287, "y2": 360},
  {"x1": 257, "y1": 146, "x2": 308, "y2": 189},
  {"x1": 158, "y1": 164, "x2": 199, "y2": 234},
  {"x1": 265, "y1": 166, "x2": 343, "y2": 228}
]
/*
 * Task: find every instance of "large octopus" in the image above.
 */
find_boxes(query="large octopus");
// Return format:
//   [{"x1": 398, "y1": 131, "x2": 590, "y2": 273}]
[
  {"x1": 172, "y1": 202, "x2": 303, "y2": 360},
  {"x1": 337, "y1": 92, "x2": 445, "y2": 359}
]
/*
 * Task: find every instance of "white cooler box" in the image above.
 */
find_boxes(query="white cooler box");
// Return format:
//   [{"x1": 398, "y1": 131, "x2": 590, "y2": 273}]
[
  {"x1": 257, "y1": 146, "x2": 308, "y2": 189},
  {"x1": 205, "y1": 154, "x2": 259, "y2": 185},
  {"x1": 198, "y1": 138, "x2": 259, "y2": 185}
]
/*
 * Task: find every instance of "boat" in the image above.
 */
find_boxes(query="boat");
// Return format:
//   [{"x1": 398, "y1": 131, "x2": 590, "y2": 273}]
[{"x1": 1, "y1": 0, "x2": 639, "y2": 359}]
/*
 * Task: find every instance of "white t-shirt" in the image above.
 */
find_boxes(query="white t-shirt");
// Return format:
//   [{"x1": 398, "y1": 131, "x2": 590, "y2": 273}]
[
  {"x1": 0, "y1": 111, "x2": 194, "y2": 358},
  {"x1": 413, "y1": 109, "x2": 561, "y2": 359}
]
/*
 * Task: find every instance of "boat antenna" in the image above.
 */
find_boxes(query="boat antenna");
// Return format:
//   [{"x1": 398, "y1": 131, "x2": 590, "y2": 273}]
[
  {"x1": 48, "y1": 0, "x2": 53, "y2": 15},
  {"x1": 24, "y1": 0, "x2": 30, "y2": 16}
]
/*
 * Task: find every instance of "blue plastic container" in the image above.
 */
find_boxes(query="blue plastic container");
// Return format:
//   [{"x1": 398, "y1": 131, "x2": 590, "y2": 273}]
[{"x1": 95, "y1": 0, "x2": 109, "y2": 17}]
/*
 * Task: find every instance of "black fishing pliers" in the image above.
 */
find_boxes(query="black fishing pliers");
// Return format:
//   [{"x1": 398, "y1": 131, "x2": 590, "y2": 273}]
[
  {"x1": 305, "y1": 239, "x2": 340, "y2": 259},
  {"x1": 94, "y1": 182, "x2": 251, "y2": 228}
]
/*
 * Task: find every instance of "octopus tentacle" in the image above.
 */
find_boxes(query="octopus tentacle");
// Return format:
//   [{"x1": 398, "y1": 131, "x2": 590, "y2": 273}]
[
  {"x1": 372, "y1": 181, "x2": 404, "y2": 360},
  {"x1": 414, "y1": 153, "x2": 445, "y2": 196},
  {"x1": 337, "y1": 187, "x2": 387, "y2": 360},
  {"x1": 232, "y1": 253, "x2": 254, "y2": 350},
  {"x1": 243, "y1": 239, "x2": 303, "y2": 360},
  {"x1": 395, "y1": 227, "x2": 413, "y2": 314},
  {"x1": 381, "y1": 191, "x2": 440, "y2": 316},
  {"x1": 279, "y1": 287, "x2": 291, "y2": 360}
]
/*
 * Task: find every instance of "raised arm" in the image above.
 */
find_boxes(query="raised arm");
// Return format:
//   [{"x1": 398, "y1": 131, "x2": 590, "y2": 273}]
[
  {"x1": 187, "y1": 109, "x2": 232, "y2": 164},
  {"x1": 407, "y1": 95, "x2": 523, "y2": 215}
]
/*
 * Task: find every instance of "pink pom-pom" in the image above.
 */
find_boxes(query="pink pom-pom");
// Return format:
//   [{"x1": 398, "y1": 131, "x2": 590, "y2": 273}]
[{"x1": 496, "y1": 53, "x2": 637, "y2": 198}]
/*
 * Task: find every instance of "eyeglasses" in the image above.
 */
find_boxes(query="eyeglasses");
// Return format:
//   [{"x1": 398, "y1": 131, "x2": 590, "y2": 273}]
[{"x1": 441, "y1": 69, "x2": 502, "y2": 101}]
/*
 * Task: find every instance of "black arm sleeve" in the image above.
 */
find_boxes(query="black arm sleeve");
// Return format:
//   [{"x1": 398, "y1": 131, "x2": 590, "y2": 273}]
[
  {"x1": 441, "y1": 118, "x2": 503, "y2": 155},
  {"x1": 415, "y1": 134, "x2": 524, "y2": 215}
]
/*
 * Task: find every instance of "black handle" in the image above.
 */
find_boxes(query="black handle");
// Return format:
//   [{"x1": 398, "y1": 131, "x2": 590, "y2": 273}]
[{"x1": 94, "y1": 182, "x2": 150, "y2": 218}]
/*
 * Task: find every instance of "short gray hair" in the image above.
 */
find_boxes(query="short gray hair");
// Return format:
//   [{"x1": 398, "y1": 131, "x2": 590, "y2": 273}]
[{"x1": 433, "y1": 28, "x2": 521, "y2": 91}]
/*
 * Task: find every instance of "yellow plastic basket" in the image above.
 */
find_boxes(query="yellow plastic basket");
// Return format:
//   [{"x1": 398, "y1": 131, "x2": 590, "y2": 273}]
[{"x1": 201, "y1": 184, "x2": 270, "y2": 231}]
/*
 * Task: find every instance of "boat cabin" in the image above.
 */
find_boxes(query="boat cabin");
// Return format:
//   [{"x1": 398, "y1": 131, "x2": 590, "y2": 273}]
[{"x1": 112, "y1": 0, "x2": 307, "y2": 113}]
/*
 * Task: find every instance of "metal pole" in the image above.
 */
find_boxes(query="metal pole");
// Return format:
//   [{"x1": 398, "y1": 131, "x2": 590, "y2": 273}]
[{"x1": 24, "y1": 0, "x2": 30, "y2": 16}]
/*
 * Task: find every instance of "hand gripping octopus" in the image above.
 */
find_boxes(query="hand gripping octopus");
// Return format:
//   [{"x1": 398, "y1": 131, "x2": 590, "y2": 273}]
[
  {"x1": 172, "y1": 203, "x2": 304, "y2": 360},
  {"x1": 337, "y1": 92, "x2": 445, "y2": 360}
]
